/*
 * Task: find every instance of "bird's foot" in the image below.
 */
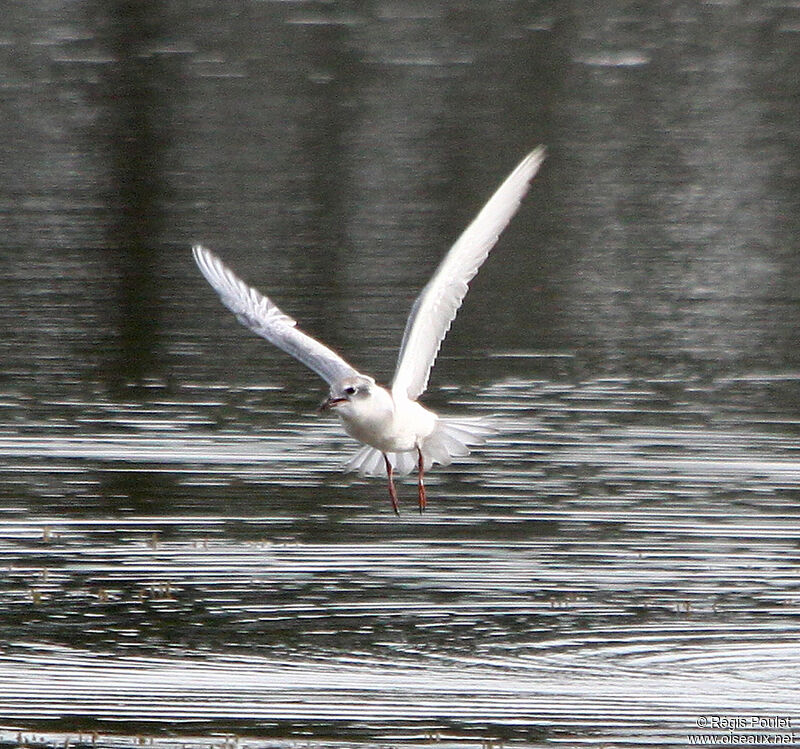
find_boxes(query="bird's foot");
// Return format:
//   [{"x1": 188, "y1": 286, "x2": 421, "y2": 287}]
[
  {"x1": 389, "y1": 484, "x2": 400, "y2": 516},
  {"x1": 417, "y1": 483, "x2": 427, "y2": 514},
  {"x1": 384, "y1": 453, "x2": 400, "y2": 516},
  {"x1": 416, "y1": 446, "x2": 427, "y2": 514}
]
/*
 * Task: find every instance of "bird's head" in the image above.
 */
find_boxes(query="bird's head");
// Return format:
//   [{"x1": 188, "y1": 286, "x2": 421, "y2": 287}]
[{"x1": 318, "y1": 375, "x2": 377, "y2": 415}]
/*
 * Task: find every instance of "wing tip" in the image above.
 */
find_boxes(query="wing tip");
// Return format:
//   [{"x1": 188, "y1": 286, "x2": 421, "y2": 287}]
[
  {"x1": 522, "y1": 144, "x2": 547, "y2": 178},
  {"x1": 192, "y1": 244, "x2": 231, "y2": 286},
  {"x1": 192, "y1": 243, "x2": 214, "y2": 273},
  {"x1": 529, "y1": 144, "x2": 547, "y2": 159}
]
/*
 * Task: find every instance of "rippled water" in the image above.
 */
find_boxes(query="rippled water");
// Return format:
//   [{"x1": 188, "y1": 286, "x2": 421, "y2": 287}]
[
  {"x1": 2, "y1": 374, "x2": 800, "y2": 746},
  {"x1": 2, "y1": 0, "x2": 800, "y2": 747}
]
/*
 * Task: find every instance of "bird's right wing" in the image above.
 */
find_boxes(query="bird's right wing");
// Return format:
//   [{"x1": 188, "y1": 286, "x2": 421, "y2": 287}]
[{"x1": 192, "y1": 245, "x2": 361, "y2": 386}]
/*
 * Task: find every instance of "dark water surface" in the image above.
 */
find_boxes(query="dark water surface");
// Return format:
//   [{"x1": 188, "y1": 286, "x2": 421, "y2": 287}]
[{"x1": 1, "y1": 1, "x2": 800, "y2": 747}]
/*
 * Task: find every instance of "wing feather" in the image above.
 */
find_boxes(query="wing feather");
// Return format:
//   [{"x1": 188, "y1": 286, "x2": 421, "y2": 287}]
[
  {"x1": 192, "y1": 245, "x2": 360, "y2": 386},
  {"x1": 391, "y1": 147, "x2": 546, "y2": 400}
]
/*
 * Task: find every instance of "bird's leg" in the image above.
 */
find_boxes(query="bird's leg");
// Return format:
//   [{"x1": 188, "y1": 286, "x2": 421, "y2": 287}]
[
  {"x1": 417, "y1": 447, "x2": 427, "y2": 514},
  {"x1": 383, "y1": 453, "x2": 400, "y2": 516}
]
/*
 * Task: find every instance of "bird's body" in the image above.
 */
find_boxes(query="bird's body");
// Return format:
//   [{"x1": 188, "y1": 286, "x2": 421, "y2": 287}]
[
  {"x1": 193, "y1": 146, "x2": 545, "y2": 514},
  {"x1": 333, "y1": 380, "x2": 437, "y2": 454}
]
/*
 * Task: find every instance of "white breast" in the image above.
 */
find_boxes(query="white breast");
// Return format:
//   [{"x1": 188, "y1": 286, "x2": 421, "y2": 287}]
[{"x1": 336, "y1": 386, "x2": 437, "y2": 453}]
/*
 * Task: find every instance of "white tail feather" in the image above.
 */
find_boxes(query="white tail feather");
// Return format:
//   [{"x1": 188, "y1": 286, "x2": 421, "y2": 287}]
[{"x1": 343, "y1": 417, "x2": 495, "y2": 477}]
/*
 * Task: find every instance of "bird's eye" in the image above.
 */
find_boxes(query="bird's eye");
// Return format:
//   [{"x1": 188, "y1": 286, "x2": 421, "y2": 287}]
[{"x1": 344, "y1": 386, "x2": 357, "y2": 396}]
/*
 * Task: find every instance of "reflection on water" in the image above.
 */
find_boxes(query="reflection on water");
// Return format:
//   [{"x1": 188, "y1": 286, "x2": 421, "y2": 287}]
[{"x1": 1, "y1": 0, "x2": 800, "y2": 746}]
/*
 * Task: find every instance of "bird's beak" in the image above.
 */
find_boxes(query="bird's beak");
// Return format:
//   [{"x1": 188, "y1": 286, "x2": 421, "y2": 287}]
[{"x1": 318, "y1": 396, "x2": 346, "y2": 413}]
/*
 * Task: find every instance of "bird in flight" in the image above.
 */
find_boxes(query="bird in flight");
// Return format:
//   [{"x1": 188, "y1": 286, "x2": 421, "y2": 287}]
[{"x1": 193, "y1": 146, "x2": 545, "y2": 514}]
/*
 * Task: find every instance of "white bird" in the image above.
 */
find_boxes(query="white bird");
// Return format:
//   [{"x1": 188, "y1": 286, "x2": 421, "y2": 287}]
[{"x1": 193, "y1": 146, "x2": 545, "y2": 514}]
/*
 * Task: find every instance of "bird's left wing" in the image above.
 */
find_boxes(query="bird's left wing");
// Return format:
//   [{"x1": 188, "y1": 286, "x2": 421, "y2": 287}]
[
  {"x1": 391, "y1": 146, "x2": 546, "y2": 401},
  {"x1": 192, "y1": 245, "x2": 361, "y2": 386}
]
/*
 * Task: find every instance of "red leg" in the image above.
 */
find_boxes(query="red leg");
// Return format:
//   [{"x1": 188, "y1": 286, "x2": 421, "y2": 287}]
[
  {"x1": 417, "y1": 447, "x2": 427, "y2": 513},
  {"x1": 383, "y1": 453, "x2": 399, "y2": 516}
]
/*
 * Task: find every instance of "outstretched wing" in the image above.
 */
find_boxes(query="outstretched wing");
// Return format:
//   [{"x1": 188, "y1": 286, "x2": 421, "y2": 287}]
[
  {"x1": 391, "y1": 146, "x2": 546, "y2": 401},
  {"x1": 192, "y1": 245, "x2": 361, "y2": 386}
]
